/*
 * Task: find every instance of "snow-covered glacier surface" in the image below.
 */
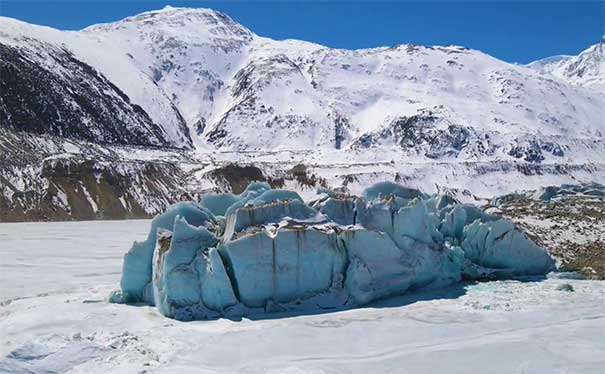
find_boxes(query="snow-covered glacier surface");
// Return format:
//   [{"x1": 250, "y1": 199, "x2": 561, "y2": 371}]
[
  {"x1": 109, "y1": 182, "x2": 555, "y2": 320},
  {"x1": 1, "y1": 219, "x2": 604, "y2": 374}
]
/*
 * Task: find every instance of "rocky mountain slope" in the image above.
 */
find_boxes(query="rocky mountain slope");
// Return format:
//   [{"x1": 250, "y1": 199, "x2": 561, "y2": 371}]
[
  {"x1": 0, "y1": 6, "x2": 604, "y2": 221},
  {"x1": 0, "y1": 42, "x2": 184, "y2": 147}
]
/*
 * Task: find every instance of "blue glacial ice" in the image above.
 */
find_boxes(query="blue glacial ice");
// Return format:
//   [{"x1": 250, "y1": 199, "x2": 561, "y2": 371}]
[
  {"x1": 199, "y1": 193, "x2": 239, "y2": 217},
  {"x1": 109, "y1": 202, "x2": 216, "y2": 304},
  {"x1": 311, "y1": 195, "x2": 359, "y2": 225},
  {"x1": 220, "y1": 224, "x2": 347, "y2": 308},
  {"x1": 110, "y1": 181, "x2": 556, "y2": 320}
]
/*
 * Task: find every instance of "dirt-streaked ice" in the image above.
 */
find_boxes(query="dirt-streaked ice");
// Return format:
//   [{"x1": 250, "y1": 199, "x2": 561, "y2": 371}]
[{"x1": 109, "y1": 183, "x2": 555, "y2": 320}]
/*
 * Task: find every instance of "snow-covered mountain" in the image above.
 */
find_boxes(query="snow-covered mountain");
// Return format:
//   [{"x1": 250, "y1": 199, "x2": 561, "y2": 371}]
[
  {"x1": 528, "y1": 35, "x2": 605, "y2": 92},
  {"x1": 3, "y1": 6, "x2": 604, "y2": 155},
  {"x1": 1, "y1": 6, "x2": 604, "y2": 220}
]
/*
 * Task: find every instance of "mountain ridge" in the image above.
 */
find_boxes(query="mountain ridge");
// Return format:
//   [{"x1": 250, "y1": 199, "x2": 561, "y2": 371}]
[
  {"x1": 0, "y1": 7, "x2": 604, "y2": 221},
  {"x1": 2, "y1": 7, "x2": 603, "y2": 154},
  {"x1": 528, "y1": 34, "x2": 605, "y2": 91}
]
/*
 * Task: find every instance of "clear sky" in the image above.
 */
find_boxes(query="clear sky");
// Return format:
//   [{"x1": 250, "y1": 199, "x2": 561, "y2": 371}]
[{"x1": 1, "y1": 0, "x2": 604, "y2": 63}]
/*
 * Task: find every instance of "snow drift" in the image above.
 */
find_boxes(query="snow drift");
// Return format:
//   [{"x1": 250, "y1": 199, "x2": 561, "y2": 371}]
[{"x1": 109, "y1": 182, "x2": 555, "y2": 320}]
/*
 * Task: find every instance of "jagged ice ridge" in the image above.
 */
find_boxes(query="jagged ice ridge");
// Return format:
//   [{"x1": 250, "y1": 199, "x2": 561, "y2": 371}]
[{"x1": 109, "y1": 182, "x2": 555, "y2": 320}]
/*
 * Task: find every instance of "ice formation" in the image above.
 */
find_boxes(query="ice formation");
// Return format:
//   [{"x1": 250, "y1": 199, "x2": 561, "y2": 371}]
[{"x1": 110, "y1": 182, "x2": 555, "y2": 320}]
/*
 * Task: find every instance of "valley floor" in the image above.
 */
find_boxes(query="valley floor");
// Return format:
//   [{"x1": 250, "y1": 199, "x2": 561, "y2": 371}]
[{"x1": 1, "y1": 221, "x2": 604, "y2": 373}]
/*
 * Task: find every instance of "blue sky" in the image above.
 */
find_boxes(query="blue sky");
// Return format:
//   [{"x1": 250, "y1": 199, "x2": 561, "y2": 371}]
[{"x1": 1, "y1": 1, "x2": 604, "y2": 63}]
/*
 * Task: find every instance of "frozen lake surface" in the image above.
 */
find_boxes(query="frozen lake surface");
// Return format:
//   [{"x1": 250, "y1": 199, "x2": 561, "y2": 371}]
[{"x1": 1, "y1": 220, "x2": 604, "y2": 373}]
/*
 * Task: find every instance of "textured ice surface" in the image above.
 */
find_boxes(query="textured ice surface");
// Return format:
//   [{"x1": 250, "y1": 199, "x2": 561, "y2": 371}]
[
  {"x1": 313, "y1": 195, "x2": 359, "y2": 225},
  {"x1": 362, "y1": 181, "x2": 428, "y2": 201},
  {"x1": 220, "y1": 225, "x2": 347, "y2": 308},
  {"x1": 110, "y1": 202, "x2": 216, "y2": 303},
  {"x1": 223, "y1": 199, "x2": 320, "y2": 241},
  {"x1": 152, "y1": 216, "x2": 220, "y2": 318},
  {"x1": 341, "y1": 228, "x2": 462, "y2": 305},
  {"x1": 199, "y1": 193, "x2": 239, "y2": 216},
  {"x1": 462, "y1": 219, "x2": 555, "y2": 275},
  {"x1": 222, "y1": 182, "x2": 272, "y2": 217},
  {"x1": 111, "y1": 181, "x2": 556, "y2": 320}
]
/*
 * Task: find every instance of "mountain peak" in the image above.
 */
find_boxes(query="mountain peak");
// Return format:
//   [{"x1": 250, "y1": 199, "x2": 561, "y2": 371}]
[
  {"x1": 138, "y1": 5, "x2": 223, "y2": 18},
  {"x1": 581, "y1": 34, "x2": 605, "y2": 57},
  {"x1": 82, "y1": 6, "x2": 253, "y2": 41}
]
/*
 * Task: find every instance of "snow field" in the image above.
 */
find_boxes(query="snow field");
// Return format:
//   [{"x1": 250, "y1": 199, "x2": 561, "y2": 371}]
[{"x1": 0, "y1": 219, "x2": 603, "y2": 373}]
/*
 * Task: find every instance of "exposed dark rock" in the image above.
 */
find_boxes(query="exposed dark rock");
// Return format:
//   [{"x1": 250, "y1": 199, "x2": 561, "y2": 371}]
[
  {"x1": 0, "y1": 41, "x2": 189, "y2": 148},
  {"x1": 352, "y1": 115, "x2": 473, "y2": 158},
  {"x1": 556, "y1": 283, "x2": 575, "y2": 292},
  {"x1": 194, "y1": 118, "x2": 207, "y2": 136},
  {"x1": 333, "y1": 114, "x2": 350, "y2": 150},
  {"x1": 508, "y1": 139, "x2": 565, "y2": 163},
  {"x1": 207, "y1": 164, "x2": 284, "y2": 194},
  {"x1": 1, "y1": 156, "x2": 188, "y2": 222},
  {"x1": 288, "y1": 164, "x2": 327, "y2": 188}
]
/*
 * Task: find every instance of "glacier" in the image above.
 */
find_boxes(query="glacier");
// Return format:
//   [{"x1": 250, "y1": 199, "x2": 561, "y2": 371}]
[{"x1": 110, "y1": 182, "x2": 555, "y2": 320}]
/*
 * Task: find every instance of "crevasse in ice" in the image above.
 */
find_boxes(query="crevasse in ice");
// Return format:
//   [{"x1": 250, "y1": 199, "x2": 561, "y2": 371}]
[{"x1": 110, "y1": 182, "x2": 555, "y2": 320}]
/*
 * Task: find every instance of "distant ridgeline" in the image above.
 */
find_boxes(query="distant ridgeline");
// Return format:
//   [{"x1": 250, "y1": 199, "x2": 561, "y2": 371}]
[{"x1": 109, "y1": 181, "x2": 555, "y2": 320}]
